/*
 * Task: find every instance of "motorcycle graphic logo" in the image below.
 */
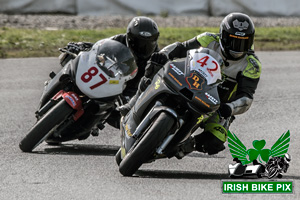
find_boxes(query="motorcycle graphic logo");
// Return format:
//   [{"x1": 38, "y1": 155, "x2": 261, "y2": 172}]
[
  {"x1": 227, "y1": 130, "x2": 291, "y2": 179},
  {"x1": 185, "y1": 73, "x2": 205, "y2": 90},
  {"x1": 232, "y1": 19, "x2": 249, "y2": 31}
]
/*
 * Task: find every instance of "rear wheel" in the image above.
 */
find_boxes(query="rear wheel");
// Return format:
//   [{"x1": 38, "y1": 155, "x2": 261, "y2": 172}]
[
  {"x1": 19, "y1": 100, "x2": 73, "y2": 152},
  {"x1": 119, "y1": 112, "x2": 175, "y2": 176}
]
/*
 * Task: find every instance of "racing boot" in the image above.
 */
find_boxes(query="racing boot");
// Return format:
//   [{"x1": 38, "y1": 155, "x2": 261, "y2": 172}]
[
  {"x1": 175, "y1": 136, "x2": 196, "y2": 159},
  {"x1": 194, "y1": 131, "x2": 225, "y2": 155}
]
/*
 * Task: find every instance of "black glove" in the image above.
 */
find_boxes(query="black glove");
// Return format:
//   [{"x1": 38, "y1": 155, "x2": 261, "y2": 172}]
[
  {"x1": 218, "y1": 103, "x2": 232, "y2": 118},
  {"x1": 144, "y1": 53, "x2": 168, "y2": 78},
  {"x1": 66, "y1": 42, "x2": 93, "y2": 54},
  {"x1": 138, "y1": 76, "x2": 152, "y2": 92},
  {"x1": 150, "y1": 52, "x2": 168, "y2": 65}
]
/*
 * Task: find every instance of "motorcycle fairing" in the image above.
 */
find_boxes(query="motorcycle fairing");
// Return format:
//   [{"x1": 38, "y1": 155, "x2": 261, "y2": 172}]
[
  {"x1": 75, "y1": 39, "x2": 138, "y2": 99},
  {"x1": 163, "y1": 59, "x2": 220, "y2": 114},
  {"x1": 52, "y1": 90, "x2": 84, "y2": 121},
  {"x1": 121, "y1": 53, "x2": 221, "y2": 154},
  {"x1": 75, "y1": 50, "x2": 124, "y2": 99}
]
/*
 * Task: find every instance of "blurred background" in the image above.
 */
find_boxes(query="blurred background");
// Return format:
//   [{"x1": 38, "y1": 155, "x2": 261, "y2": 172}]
[
  {"x1": 1, "y1": 0, "x2": 300, "y2": 58},
  {"x1": 0, "y1": 0, "x2": 300, "y2": 17}
]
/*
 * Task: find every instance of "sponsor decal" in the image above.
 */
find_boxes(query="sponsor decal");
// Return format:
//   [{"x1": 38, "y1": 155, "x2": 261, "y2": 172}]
[
  {"x1": 235, "y1": 32, "x2": 246, "y2": 36},
  {"x1": 229, "y1": 34, "x2": 249, "y2": 40},
  {"x1": 170, "y1": 63, "x2": 184, "y2": 75},
  {"x1": 139, "y1": 31, "x2": 152, "y2": 37},
  {"x1": 186, "y1": 73, "x2": 204, "y2": 90},
  {"x1": 232, "y1": 19, "x2": 249, "y2": 31},
  {"x1": 205, "y1": 92, "x2": 218, "y2": 105},
  {"x1": 71, "y1": 93, "x2": 79, "y2": 101},
  {"x1": 125, "y1": 124, "x2": 132, "y2": 137},
  {"x1": 168, "y1": 72, "x2": 182, "y2": 86},
  {"x1": 65, "y1": 95, "x2": 76, "y2": 107},
  {"x1": 196, "y1": 115, "x2": 204, "y2": 124},
  {"x1": 155, "y1": 78, "x2": 161, "y2": 90},
  {"x1": 109, "y1": 80, "x2": 119, "y2": 84},
  {"x1": 195, "y1": 96, "x2": 210, "y2": 108}
]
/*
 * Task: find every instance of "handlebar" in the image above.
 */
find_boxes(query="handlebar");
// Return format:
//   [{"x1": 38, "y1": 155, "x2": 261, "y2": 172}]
[{"x1": 59, "y1": 48, "x2": 78, "y2": 58}]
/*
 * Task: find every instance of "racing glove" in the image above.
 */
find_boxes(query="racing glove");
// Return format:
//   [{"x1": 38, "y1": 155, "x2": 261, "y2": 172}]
[
  {"x1": 218, "y1": 103, "x2": 232, "y2": 119},
  {"x1": 66, "y1": 42, "x2": 93, "y2": 54},
  {"x1": 145, "y1": 52, "x2": 168, "y2": 78},
  {"x1": 150, "y1": 52, "x2": 168, "y2": 65}
]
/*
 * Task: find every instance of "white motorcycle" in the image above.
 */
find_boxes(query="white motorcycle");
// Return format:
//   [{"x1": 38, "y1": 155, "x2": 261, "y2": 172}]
[{"x1": 19, "y1": 39, "x2": 137, "y2": 152}]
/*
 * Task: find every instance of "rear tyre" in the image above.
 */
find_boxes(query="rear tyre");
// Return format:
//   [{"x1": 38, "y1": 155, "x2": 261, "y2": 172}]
[
  {"x1": 119, "y1": 112, "x2": 175, "y2": 176},
  {"x1": 19, "y1": 100, "x2": 73, "y2": 152}
]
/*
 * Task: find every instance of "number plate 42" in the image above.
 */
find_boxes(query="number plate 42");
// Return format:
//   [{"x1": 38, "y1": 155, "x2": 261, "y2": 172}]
[{"x1": 189, "y1": 51, "x2": 222, "y2": 85}]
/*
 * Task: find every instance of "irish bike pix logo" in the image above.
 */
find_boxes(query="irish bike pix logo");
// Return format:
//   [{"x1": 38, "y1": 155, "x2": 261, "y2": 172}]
[{"x1": 227, "y1": 130, "x2": 291, "y2": 179}]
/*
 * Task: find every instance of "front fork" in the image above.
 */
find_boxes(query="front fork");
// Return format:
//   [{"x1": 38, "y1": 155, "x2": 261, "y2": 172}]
[{"x1": 120, "y1": 101, "x2": 181, "y2": 159}]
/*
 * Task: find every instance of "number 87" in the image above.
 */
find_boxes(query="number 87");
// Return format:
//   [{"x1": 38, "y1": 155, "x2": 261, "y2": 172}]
[{"x1": 81, "y1": 66, "x2": 107, "y2": 89}]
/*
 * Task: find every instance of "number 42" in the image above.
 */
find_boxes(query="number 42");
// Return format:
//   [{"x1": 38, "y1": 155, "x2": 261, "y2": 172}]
[{"x1": 197, "y1": 55, "x2": 218, "y2": 77}]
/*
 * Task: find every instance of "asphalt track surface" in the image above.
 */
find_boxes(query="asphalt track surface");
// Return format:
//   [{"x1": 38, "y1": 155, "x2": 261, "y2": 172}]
[{"x1": 0, "y1": 52, "x2": 299, "y2": 200}]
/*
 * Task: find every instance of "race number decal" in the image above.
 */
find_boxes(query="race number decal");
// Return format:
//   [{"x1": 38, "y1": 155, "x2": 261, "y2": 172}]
[
  {"x1": 196, "y1": 56, "x2": 218, "y2": 77},
  {"x1": 80, "y1": 66, "x2": 107, "y2": 89},
  {"x1": 189, "y1": 50, "x2": 222, "y2": 85}
]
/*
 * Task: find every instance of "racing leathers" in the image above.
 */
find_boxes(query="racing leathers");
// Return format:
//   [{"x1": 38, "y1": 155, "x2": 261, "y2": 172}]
[
  {"x1": 161, "y1": 32, "x2": 261, "y2": 155},
  {"x1": 106, "y1": 34, "x2": 160, "y2": 128}
]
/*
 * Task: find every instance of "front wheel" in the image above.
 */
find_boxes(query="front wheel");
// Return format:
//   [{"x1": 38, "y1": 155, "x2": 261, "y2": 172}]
[
  {"x1": 19, "y1": 100, "x2": 74, "y2": 152},
  {"x1": 119, "y1": 112, "x2": 175, "y2": 176},
  {"x1": 115, "y1": 148, "x2": 122, "y2": 166}
]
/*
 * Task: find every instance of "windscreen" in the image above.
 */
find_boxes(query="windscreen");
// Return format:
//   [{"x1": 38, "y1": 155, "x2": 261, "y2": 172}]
[
  {"x1": 95, "y1": 39, "x2": 138, "y2": 78},
  {"x1": 186, "y1": 48, "x2": 223, "y2": 85}
]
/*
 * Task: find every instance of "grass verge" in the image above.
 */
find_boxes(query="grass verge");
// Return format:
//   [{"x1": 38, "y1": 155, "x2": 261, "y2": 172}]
[{"x1": 0, "y1": 26, "x2": 300, "y2": 58}]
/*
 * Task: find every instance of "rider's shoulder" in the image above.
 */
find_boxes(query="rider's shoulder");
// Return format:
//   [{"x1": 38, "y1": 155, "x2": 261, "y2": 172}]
[
  {"x1": 196, "y1": 32, "x2": 219, "y2": 47},
  {"x1": 242, "y1": 53, "x2": 262, "y2": 79},
  {"x1": 110, "y1": 34, "x2": 127, "y2": 45}
]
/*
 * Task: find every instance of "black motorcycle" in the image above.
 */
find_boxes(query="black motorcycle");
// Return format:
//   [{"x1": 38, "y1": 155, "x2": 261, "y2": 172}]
[
  {"x1": 19, "y1": 39, "x2": 137, "y2": 152},
  {"x1": 116, "y1": 47, "x2": 223, "y2": 176}
]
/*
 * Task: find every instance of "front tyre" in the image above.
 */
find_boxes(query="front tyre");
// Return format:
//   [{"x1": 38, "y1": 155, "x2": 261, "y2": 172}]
[
  {"x1": 119, "y1": 112, "x2": 175, "y2": 176},
  {"x1": 115, "y1": 148, "x2": 122, "y2": 166},
  {"x1": 19, "y1": 100, "x2": 74, "y2": 152}
]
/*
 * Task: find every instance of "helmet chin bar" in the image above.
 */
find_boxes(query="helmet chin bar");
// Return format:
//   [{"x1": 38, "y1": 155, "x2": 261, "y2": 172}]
[{"x1": 229, "y1": 50, "x2": 245, "y2": 59}]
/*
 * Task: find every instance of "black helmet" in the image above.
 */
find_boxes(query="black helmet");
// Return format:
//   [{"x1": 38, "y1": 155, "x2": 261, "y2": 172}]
[
  {"x1": 219, "y1": 12, "x2": 255, "y2": 60},
  {"x1": 126, "y1": 16, "x2": 159, "y2": 60}
]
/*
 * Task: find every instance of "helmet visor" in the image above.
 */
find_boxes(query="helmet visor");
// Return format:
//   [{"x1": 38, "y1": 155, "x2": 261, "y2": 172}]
[
  {"x1": 225, "y1": 33, "x2": 253, "y2": 52},
  {"x1": 127, "y1": 35, "x2": 157, "y2": 59}
]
